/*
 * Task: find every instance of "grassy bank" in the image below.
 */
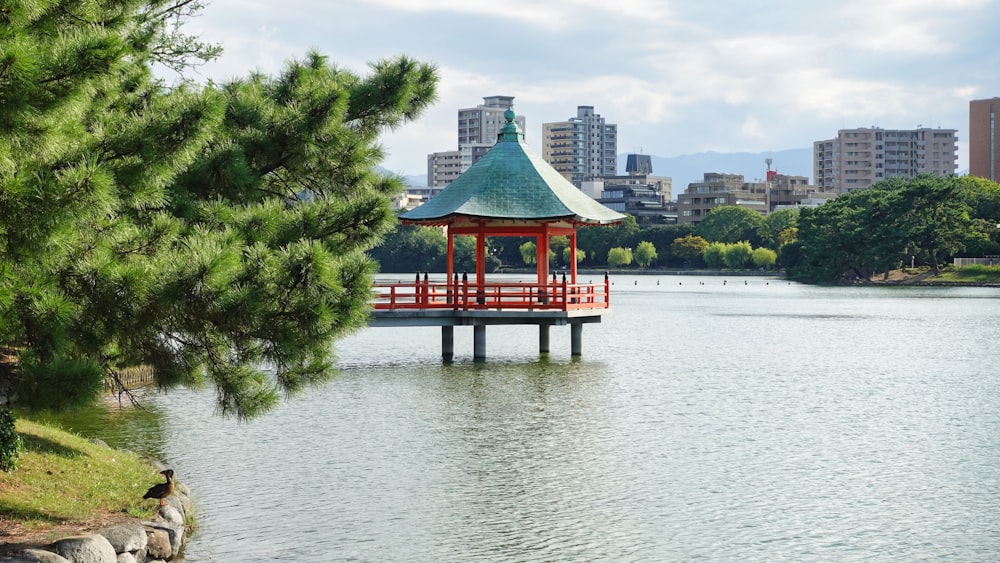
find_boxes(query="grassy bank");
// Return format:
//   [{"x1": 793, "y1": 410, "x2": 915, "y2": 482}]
[
  {"x1": 930, "y1": 264, "x2": 1000, "y2": 284},
  {"x1": 872, "y1": 265, "x2": 1000, "y2": 286},
  {"x1": 0, "y1": 416, "x2": 165, "y2": 546}
]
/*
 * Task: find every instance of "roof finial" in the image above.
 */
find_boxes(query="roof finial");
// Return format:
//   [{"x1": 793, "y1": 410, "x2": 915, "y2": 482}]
[{"x1": 497, "y1": 108, "x2": 523, "y2": 142}]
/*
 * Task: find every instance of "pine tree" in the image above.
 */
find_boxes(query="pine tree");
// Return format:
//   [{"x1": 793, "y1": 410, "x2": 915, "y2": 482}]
[{"x1": 0, "y1": 1, "x2": 437, "y2": 419}]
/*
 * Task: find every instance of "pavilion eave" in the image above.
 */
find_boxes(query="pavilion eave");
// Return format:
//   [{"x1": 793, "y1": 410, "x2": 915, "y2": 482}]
[{"x1": 401, "y1": 213, "x2": 623, "y2": 229}]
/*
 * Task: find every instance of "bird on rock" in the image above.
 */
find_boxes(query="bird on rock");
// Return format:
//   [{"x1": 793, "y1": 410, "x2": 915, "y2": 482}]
[{"x1": 143, "y1": 469, "x2": 175, "y2": 506}]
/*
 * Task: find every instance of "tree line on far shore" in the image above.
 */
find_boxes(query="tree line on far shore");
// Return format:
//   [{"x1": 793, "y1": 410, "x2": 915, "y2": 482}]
[
  {"x1": 370, "y1": 205, "x2": 797, "y2": 273},
  {"x1": 370, "y1": 174, "x2": 1000, "y2": 283}
]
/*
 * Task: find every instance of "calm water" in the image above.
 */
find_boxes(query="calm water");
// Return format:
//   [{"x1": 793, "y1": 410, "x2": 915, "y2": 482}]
[{"x1": 56, "y1": 275, "x2": 1000, "y2": 561}]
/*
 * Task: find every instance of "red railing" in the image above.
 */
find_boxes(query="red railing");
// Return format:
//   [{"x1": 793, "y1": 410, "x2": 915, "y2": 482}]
[{"x1": 372, "y1": 274, "x2": 610, "y2": 312}]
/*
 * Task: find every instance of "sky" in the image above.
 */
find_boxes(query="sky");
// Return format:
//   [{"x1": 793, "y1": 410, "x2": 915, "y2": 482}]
[{"x1": 180, "y1": 0, "x2": 1000, "y2": 180}]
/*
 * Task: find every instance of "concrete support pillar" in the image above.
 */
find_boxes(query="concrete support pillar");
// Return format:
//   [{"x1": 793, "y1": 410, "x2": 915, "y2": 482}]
[
  {"x1": 473, "y1": 325, "x2": 486, "y2": 361},
  {"x1": 539, "y1": 324, "x2": 550, "y2": 354},
  {"x1": 442, "y1": 326, "x2": 454, "y2": 363},
  {"x1": 571, "y1": 323, "x2": 583, "y2": 356}
]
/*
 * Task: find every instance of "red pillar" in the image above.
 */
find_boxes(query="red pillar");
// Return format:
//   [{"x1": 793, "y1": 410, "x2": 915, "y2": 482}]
[
  {"x1": 537, "y1": 224, "x2": 549, "y2": 285},
  {"x1": 476, "y1": 223, "x2": 486, "y2": 290}
]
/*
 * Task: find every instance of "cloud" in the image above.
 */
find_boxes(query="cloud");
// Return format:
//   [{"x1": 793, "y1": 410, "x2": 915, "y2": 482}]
[
  {"x1": 173, "y1": 0, "x2": 999, "y2": 178},
  {"x1": 835, "y1": 0, "x2": 993, "y2": 54},
  {"x1": 364, "y1": 0, "x2": 676, "y2": 31}
]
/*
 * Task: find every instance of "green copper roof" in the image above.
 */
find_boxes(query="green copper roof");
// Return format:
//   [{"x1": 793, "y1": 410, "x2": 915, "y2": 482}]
[{"x1": 401, "y1": 110, "x2": 625, "y2": 225}]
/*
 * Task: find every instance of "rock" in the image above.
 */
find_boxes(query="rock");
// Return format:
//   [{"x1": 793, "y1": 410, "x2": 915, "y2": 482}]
[
  {"x1": 156, "y1": 504, "x2": 184, "y2": 526},
  {"x1": 0, "y1": 549, "x2": 71, "y2": 562},
  {"x1": 115, "y1": 553, "x2": 136, "y2": 563},
  {"x1": 161, "y1": 495, "x2": 185, "y2": 518},
  {"x1": 88, "y1": 438, "x2": 109, "y2": 448},
  {"x1": 175, "y1": 491, "x2": 193, "y2": 516},
  {"x1": 144, "y1": 529, "x2": 172, "y2": 561},
  {"x1": 51, "y1": 534, "x2": 117, "y2": 563},
  {"x1": 143, "y1": 522, "x2": 183, "y2": 557},
  {"x1": 97, "y1": 524, "x2": 147, "y2": 554}
]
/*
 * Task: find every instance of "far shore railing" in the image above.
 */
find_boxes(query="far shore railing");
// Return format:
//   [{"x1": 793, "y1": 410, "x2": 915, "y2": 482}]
[{"x1": 373, "y1": 273, "x2": 610, "y2": 312}]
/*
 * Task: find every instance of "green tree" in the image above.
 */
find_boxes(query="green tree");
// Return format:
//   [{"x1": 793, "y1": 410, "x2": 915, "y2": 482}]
[
  {"x1": 0, "y1": 2, "x2": 438, "y2": 419},
  {"x1": 787, "y1": 175, "x2": 996, "y2": 283},
  {"x1": 622, "y1": 224, "x2": 693, "y2": 267},
  {"x1": 578, "y1": 214, "x2": 639, "y2": 266},
  {"x1": 607, "y1": 247, "x2": 633, "y2": 268},
  {"x1": 634, "y1": 241, "x2": 658, "y2": 268},
  {"x1": 562, "y1": 247, "x2": 585, "y2": 265},
  {"x1": 751, "y1": 247, "x2": 778, "y2": 270},
  {"x1": 778, "y1": 227, "x2": 799, "y2": 247},
  {"x1": 695, "y1": 206, "x2": 765, "y2": 245},
  {"x1": 491, "y1": 236, "x2": 531, "y2": 269},
  {"x1": 453, "y1": 235, "x2": 478, "y2": 274},
  {"x1": 519, "y1": 241, "x2": 537, "y2": 265},
  {"x1": 758, "y1": 209, "x2": 798, "y2": 249},
  {"x1": 549, "y1": 236, "x2": 569, "y2": 267},
  {"x1": 702, "y1": 242, "x2": 726, "y2": 269},
  {"x1": 958, "y1": 176, "x2": 1000, "y2": 257},
  {"x1": 369, "y1": 222, "x2": 446, "y2": 273},
  {"x1": 895, "y1": 175, "x2": 985, "y2": 274},
  {"x1": 671, "y1": 235, "x2": 709, "y2": 267},
  {"x1": 722, "y1": 241, "x2": 753, "y2": 269}
]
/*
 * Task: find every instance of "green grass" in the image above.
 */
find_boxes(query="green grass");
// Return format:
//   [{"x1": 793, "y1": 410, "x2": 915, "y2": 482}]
[
  {"x1": 0, "y1": 417, "x2": 163, "y2": 532},
  {"x1": 933, "y1": 264, "x2": 1000, "y2": 283}
]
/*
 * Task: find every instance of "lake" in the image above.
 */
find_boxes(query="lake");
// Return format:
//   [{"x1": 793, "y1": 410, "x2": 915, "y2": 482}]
[{"x1": 52, "y1": 275, "x2": 1000, "y2": 561}]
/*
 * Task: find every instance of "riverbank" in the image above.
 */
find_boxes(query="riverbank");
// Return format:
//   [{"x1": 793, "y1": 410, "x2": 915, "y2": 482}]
[
  {"x1": 482, "y1": 266, "x2": 1000, "y2": 286},
  {"x1": 0, "y1": 416, "x2": 192, "y2": 560},
  {"x1": 869, "y1": 267, "x2": 1000, "y2": 287}
]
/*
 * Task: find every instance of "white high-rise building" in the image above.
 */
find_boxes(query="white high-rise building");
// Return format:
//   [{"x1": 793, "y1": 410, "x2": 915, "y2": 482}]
[
  {"x1": 542, "y1": 106, "x2": 617, "y2": 187},
  {"x1": 814, "y1": 127, "x2": 958, "y2": 193}
]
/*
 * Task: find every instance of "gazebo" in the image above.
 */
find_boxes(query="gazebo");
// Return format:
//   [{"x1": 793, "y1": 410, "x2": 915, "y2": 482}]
[{"x1": 370, "y1": 109, "x2": 625, "y2": 361}]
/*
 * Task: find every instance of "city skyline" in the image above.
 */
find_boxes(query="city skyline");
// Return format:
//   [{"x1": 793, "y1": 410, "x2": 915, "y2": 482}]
[{"x1": 178, "y1": 0, "x2": 1000, "y2": 176}]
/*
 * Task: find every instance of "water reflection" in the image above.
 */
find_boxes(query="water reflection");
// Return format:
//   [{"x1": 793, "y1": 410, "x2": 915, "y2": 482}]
[
  {"x1": 24, "y1": 391, "x2": 168, "y2": 461},
  {"x1": 44, "y1": 277, "x2": 1000, "y2": 561}
]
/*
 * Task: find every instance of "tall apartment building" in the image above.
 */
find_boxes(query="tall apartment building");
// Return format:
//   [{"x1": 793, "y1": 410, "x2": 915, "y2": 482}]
[
  {"x1": 427, "y1": 96, "x2": 526, "y2": 187},
  {"x1": 814, "y1": 127, "x2": 958, "y2": 193},
  {"x1": 542, "y1": 106, "x2": 617, "y2": 187},
  {"x1": 970, "y1": 97, "x2": 1000, "y2": 182}
]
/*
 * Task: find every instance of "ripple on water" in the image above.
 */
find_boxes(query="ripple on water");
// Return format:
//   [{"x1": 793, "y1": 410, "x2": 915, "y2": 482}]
[{"x1": 64, "y1": 279, "x2": 1000, "y2": 561}]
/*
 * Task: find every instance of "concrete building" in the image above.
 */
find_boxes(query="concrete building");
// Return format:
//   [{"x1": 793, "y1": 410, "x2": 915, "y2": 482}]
[
  {"x1": 542, "y1": 106, "x2": 617, "y2": 187},
  {"x1": 970, "y1": 97, "x2": 1000, "y2": 182},
  {"x1": 773, "y1": 192, "x2": 838, "y2": 212},
  {"x1": 814, "y1": 127, "x2": 958, "y2": 193},
  {"x1": 427, "y1": 150, "x2": 463, "y2": 188},
  {"x1": 765, "y1": 170, "x2": 826, "y2": 213},
  {"x1": 392, "y1": 185, "x2": 446, "y2": 211},
  {"x1": 592, "y1": 154, "x2": 673, "y2": 224},
  {"x1": 427, "y1": 96, "x2": 526, "y2": 187},
  {"x1": 676, "y1": 173, "x2": 767, "y2": 225}
]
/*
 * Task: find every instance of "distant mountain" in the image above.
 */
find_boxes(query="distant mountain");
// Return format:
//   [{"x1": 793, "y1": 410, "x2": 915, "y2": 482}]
[
  {"x1": 403, "y1": 174, "x2": 428, "y2": 186},
  {"x1": 376, "y1": 166, "x2": 428, "y2": 187},
  {"x1": 623, "y1": 148, "x2": 814, "y2": 198}
]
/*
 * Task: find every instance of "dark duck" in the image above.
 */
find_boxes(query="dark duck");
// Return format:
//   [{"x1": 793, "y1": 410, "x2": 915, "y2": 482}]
[{"x1": 143, "y1": 469, "x2": 175, "y2": 506}]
